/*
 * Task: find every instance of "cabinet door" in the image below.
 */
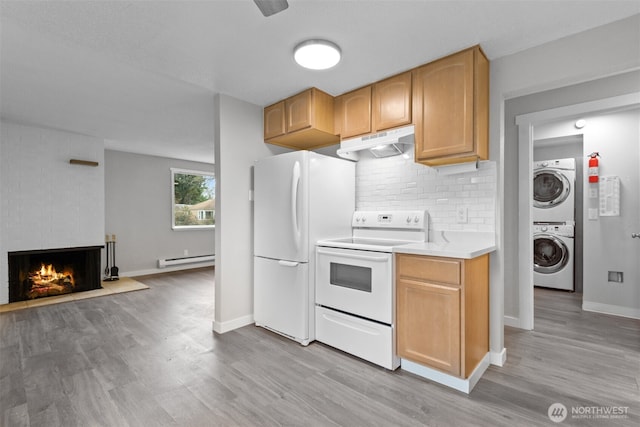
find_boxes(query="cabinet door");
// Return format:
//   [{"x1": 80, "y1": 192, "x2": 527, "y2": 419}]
[
  {"x1": 373, "y1": 72, "x2": 411, "y2": 132},
  {"x1": 413, "y1": 48, "x2": 474, "y2": 162},
  {"x1": 264, "y1": 101, "x2": 285, "y2": 140},
  {"x1": 397, "y1": 279, "x2": 461, "y2": 376},
  {"x1": 286, "y1": 90, "x2": 312, "y2": 133},
  {"x1": 338, "y1": 86, "x2": 371, "y2": 138}
]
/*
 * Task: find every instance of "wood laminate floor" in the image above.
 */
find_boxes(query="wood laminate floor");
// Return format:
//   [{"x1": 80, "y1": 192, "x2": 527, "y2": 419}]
[{"x1": 1, "y1": 269, "x2": 638, "y2": 426}]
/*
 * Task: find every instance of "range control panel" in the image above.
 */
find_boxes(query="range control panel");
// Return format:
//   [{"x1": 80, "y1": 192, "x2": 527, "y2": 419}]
[{"x1": 352, "y1": 210, "x2": 427, "y2": 229}]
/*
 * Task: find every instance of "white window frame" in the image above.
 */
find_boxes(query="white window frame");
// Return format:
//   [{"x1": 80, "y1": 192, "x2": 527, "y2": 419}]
[{"x1": 171, "y1": 168, "x2": 215, "y2": 230}]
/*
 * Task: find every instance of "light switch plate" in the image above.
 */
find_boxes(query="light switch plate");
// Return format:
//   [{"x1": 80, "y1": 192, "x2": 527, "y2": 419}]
[{"x1": 588, "y1": 208, "x2": 599, "y2": 220}]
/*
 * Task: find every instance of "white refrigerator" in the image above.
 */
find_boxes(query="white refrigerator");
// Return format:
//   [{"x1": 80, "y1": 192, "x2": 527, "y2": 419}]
[{"x1": 253, "y1": 151, "x2": 355, "y2": 345}]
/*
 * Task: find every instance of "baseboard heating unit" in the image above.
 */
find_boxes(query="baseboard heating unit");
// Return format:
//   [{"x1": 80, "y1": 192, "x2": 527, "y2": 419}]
[{"x1": 158, "y1": 254, "x2": 215, "y2": 268}]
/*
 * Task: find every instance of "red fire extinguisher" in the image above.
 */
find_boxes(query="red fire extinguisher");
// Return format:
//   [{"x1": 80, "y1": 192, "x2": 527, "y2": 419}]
[{"x1": 588, "y1": 152, "x2": 600, "y2": 183}]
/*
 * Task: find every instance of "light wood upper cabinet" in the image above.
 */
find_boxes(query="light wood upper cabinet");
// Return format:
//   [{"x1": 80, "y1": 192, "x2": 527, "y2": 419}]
[
  {"x1": 285, "y1": 90, "x2": 312, "y2": 133},
  {"x1": 263, "y1": 88, "x2": 339, "y2": 150},
  {"x1": 336, "y1": 86, "x2": 372, "y2": 139},
  {"x1": 263, "y1": 101, "x2": 285, "y2": 140},
  {"x1": 373, "y1": 72, "x2": 412, "y2": 132},
  {"x1": 336, "y1": 73, "x2": 412, "y2": 140},
  {"x1": 263, "y1": 45, "x2": 489, "y2": 157},
  {"x1": 396, "y1": 253, "x2": 489, "y2": 378},
  {"x1": 412, "y1": 45, "x2": 489, "y2": 166}
]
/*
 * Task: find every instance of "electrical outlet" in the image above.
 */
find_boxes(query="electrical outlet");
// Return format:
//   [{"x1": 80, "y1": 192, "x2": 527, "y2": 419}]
[
  {"x1": 456, "y1": 206, "x2": 468, "y2": 224},
  {"x1": 608, "y1": 271, "x2": 623, "y2": 283},
  {"x1": 184, "y1": 249, "x2": 189, "y2": 257}
]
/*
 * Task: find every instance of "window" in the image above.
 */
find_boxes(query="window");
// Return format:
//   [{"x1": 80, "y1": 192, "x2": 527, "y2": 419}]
[{"x1": 171, "y1": 168, "x2": 215, "y2": 229}]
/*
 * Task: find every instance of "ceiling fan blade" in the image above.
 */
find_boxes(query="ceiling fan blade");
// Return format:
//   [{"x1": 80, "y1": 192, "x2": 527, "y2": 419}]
[{"x1": 253, "y1": 0, "x2": 289, "y2": 17}]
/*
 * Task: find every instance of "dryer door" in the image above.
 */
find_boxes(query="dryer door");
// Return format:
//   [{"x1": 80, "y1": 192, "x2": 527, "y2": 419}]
[
  {"x1": 533, "y1": 233, "x2": 569, "y2": 274},
  {"x1": 533, "y1": 169, "x2": 570, "y2": 209}
]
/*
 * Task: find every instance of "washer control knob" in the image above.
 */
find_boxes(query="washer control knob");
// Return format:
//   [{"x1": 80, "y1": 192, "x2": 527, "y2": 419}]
[
  {"x1": 414, "y1": 216, "x2": 420, "y2": 223},
  {"x1": 406, "y1": 216, "x2": 412, "y2": 223},
  {"x1": 541, "y1": 226, "x2": 548, "y2": 232},
  {"x1": 362, "y1": 217, "x2": 366, "y2": 223}
]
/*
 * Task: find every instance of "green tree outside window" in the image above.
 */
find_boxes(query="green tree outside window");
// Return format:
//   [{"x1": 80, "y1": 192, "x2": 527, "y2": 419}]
[{"x1": 171, "y1": 168, "x2": 215, "y2": 229}]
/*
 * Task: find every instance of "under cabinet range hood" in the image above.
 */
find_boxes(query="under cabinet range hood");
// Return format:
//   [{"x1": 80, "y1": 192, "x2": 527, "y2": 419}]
[{"x1": 337, "y1": 125, "x2": 414, "y2": 161}]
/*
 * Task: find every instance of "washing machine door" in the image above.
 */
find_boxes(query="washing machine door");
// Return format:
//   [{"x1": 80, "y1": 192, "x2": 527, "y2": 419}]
[
  {"x1": 533, "y1": 169, "x2": 570, "y2": 209},
  {"x1": 533, "y1": 233, "x2": 569, "y2": 274}
]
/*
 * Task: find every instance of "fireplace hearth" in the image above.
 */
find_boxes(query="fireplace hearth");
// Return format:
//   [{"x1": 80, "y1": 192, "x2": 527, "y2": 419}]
[{"x1": 8, "y1": 246, "x2": 102, "y2": 303}]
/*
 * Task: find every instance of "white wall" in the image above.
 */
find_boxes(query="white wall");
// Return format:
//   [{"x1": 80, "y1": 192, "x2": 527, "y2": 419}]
[
  {"x1": 104, "y1": 150, "x2": 215, "y2": 276},
  {"x1": 0, "y1": 124, "x2": 4, "y2": 303},
  {"x1": 490, "y1": 14, "x2": 640, "y2": 353},
  {"x1": 0, "y1": 120, "x2": 104, "y2": 304},
  {"x1": 582, "y1": 109, "x2": 639, "y2": 316},
  {"x1": 356, "y1": 153, "x2": 496, "y2": 233},
  {"x1": 213, "y1": 94, "x2": 280, "y2": 333}
]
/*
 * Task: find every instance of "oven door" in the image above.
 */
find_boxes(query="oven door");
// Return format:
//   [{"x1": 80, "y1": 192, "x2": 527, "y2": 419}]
[{"x1": 316, "y1": 246, "x2": 392, "y2": 324}]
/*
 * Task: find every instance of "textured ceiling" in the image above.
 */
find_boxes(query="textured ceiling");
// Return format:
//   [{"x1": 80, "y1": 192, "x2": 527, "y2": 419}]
[{"x1": 1, "y1": 1, "x2": 639, "y2": 163}]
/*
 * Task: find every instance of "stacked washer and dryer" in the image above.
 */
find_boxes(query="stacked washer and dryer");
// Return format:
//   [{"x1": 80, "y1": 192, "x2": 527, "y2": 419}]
[{"x1": 532, "y1": 158, "x2": 576, "y2": 291}]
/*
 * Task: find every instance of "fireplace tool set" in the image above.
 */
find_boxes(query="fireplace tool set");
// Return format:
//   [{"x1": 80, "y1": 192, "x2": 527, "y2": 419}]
[{"x1": 104, "y1": 234, "x2": 120, "y2": 281}]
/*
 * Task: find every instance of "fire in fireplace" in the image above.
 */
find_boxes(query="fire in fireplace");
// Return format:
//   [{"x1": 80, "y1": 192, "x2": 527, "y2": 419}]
[
  {"x1": 8, "y1": 246, "x2": 102, "y2": 303},
  {"x1": 26, "y1": 263, "x2": 76, "y2": 299}
]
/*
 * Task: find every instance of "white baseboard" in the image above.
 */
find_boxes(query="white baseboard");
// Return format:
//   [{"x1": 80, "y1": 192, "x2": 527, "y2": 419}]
[
  {"x1": 212, "y1": 314, "x2": 254, "y2": 334},
  {"x1": 490, "y1": 347, "x2": 507, "y2": 367},
  {"x1": 400, "y1": 353, "x2": 490, "y2": 394},
  {"x1": 582, "y1": 300, "x2": 640, "y2": 320},
  {"x1": 120, "y1": 261, "x2": 215, "y2": 278},
  {"x1": 503, "y1": 315, "x2": 521, "y2": 328}
]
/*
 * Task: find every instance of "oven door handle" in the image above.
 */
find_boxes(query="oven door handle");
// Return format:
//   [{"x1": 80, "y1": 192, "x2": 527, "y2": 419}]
[
  {"x1": 278, "y1": 260, "x2": 299, "y2": 267},
  {"x1": 317, "y1": 247, "x2": 390, "y2": 263}
]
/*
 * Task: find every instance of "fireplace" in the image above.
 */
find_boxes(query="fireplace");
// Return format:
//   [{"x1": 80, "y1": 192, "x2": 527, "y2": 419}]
[{"x1": 8, "y1": 246, "x2": 102, "y2": 303}]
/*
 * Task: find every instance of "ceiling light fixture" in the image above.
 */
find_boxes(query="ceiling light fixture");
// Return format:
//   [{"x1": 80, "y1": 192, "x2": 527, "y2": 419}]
[
  {"x1": 294, "y1": 39, "x2": 341, "y2": 70},
  {"x1": 575, "y1": 119, "x2": 587, "y2": 129}
]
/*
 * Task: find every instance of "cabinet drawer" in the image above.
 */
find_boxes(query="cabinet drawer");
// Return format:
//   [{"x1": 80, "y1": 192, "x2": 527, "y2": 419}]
[{"x1": 396, "y1": 254, "x2": 461, "y2": 285}]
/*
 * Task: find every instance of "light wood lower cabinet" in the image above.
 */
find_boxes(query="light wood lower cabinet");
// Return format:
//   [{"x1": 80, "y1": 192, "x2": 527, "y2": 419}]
[{"x1": 396, "y1": 253, "x2": 489, "y2": 378}]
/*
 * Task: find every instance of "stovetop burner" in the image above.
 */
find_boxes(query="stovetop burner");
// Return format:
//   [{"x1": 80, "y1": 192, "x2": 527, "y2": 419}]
[{"x1": 317, "y1": 210, "x2": 428, "y2": 253}]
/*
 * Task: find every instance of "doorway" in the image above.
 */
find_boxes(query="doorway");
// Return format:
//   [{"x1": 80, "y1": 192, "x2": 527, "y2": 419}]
[
  {"x1": 516, "y1": 92, "x2": 640, "y2": 329},
  {"x1": 532, "y1": 135, "x2": 584, "y2": 295}
]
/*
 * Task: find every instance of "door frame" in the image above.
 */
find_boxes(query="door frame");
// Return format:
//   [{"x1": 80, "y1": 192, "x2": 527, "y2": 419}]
[{"x1": 514, "y1": 92, "x2": 640, "y2": 330}]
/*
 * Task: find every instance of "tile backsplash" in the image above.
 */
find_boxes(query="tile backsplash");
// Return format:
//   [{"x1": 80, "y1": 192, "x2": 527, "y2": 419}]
[{"x1": 356, "y1": 150, "x2": 496, "y2": 233}]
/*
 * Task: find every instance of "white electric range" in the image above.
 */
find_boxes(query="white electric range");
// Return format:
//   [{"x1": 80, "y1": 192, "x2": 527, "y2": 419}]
[{"x1": 315, "y1": 210, "x2": 427, "y2": 370}]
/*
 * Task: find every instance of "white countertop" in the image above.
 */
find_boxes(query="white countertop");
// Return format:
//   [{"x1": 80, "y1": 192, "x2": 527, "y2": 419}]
[{"x1": 392, "y1": 231, "x2": 496, "y2": 259}]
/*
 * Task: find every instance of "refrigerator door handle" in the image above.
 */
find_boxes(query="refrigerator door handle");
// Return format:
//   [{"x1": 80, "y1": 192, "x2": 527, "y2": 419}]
[
  {"x1": 291, "y1": 161, "x2": 301, "y2": 247},
  {"x1": 278, "y1": 260, "x2": 300, "y2": 267}
]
